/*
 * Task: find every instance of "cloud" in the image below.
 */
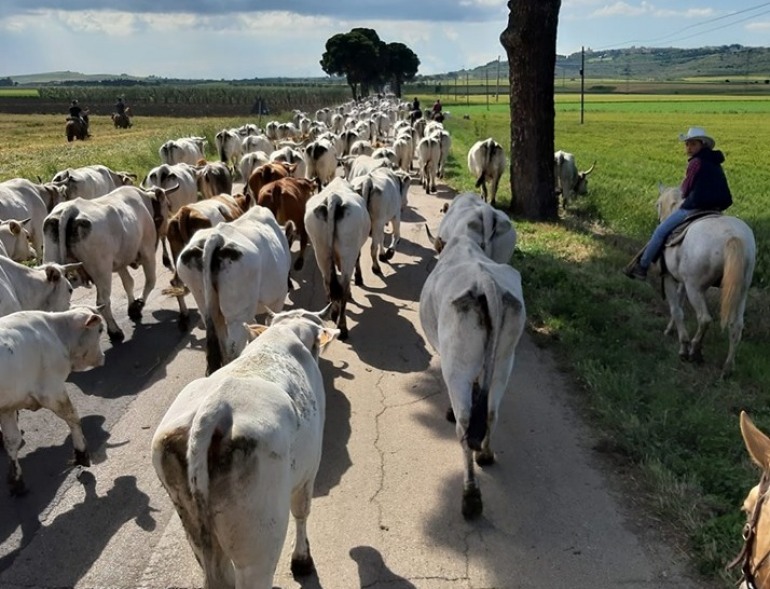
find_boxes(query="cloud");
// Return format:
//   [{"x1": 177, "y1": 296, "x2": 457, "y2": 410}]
[
  {"x1": 746, "y1": 20, "x2": 770, "y2": 30},
  {"x1": 3, "y1": 1, "x2": 505, "y2": 23},
  {"x1": 590, "y1": 2, "x2": 714, "y2": 18}
]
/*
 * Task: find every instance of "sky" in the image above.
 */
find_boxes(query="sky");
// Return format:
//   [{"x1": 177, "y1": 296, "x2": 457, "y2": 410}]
[{"x1": 1, "y1": 1, "x2": 769, "y2": 79}]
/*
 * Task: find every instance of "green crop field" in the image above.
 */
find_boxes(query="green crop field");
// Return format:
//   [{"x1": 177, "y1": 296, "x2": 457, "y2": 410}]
[
  {"x1": 0, "y1": 88, "x2": 39, "y2": 98},
  {"x1": 0, "y1": 95, "x2": 768, "y2": 585}
]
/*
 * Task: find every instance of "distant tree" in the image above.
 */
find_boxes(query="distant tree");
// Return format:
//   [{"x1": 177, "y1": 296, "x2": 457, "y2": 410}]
[
  {"x1": 321, "y1": 30, "x2": 420, "y2": 99},
  {"x1": 499, "y1": 0, "x2": 561, "y2": 220},
  {"x1": 386, "y1": 42, "x2": 420, "y2": 97}
]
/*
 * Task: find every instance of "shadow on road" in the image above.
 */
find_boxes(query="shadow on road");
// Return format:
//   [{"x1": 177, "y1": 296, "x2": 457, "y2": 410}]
[{"x1": 349, "y1": 545, "x2": 418, "y2": 588}]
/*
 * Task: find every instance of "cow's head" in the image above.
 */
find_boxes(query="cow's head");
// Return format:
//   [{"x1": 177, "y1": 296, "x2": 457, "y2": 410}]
[
  {"x1": 0, "y1": 218, "x2": 35, "y2": 262},
  {"x1": 575, "y1": 161, "x2": 596, "y2": 196}
]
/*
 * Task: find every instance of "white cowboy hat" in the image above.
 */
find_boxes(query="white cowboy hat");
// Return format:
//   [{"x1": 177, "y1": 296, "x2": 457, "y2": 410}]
[{"x1": 678, "y1": 127, "x2": 715, "y2": 149}]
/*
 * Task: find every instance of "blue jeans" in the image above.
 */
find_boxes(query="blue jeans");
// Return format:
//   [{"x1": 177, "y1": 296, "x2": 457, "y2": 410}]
[{"x1": 639, "y1": 208, "x2": 690, "y2": 269}]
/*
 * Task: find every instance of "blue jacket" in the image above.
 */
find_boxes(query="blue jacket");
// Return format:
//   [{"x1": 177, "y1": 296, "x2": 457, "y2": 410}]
[{"x1": 680, "y1": 148, "x2": 732, "y2": 211}]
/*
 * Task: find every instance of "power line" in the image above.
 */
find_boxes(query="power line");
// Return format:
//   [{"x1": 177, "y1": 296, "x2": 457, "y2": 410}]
[{"x1": 592, "y1": 2, "x2": 770, "y2": 51}]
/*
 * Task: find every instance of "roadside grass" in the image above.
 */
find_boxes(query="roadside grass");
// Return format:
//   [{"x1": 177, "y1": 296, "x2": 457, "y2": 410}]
[
  {"x1": 443, "y1": 99, "x2": 770, "y2": 584},
  {"x1": 1, "y1": 102, "x2": 769, "y2": 583}
]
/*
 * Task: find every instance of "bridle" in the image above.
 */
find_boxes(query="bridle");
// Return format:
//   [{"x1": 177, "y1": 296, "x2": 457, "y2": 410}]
[{"x1": 729, "y1": 471, "x2": 770, "y2": 588}]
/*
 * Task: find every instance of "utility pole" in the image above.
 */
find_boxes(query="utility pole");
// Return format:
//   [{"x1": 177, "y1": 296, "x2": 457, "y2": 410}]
[
  {"x1": 486, "y1": 66, "x2": 489, "y2": 110},
  {"x1": 495, "y1": 55, "x2": 501, "y2": 102},
  {"x1": 466, "y1": 69, "x2": 469, "y2": 106},
  {"x1": 580, "y1": 46, "x2": 585, "y2": 124}
]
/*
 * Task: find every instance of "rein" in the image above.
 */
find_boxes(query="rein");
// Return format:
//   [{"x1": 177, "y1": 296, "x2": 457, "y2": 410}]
[{"x1": 729, "y1": 471, "x2": 770, "y2": 588}]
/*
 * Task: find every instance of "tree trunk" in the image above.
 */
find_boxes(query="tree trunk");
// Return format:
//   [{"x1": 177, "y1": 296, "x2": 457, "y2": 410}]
[{"x1": 499, "y1": 0, "x2": 560, "y2": 220}]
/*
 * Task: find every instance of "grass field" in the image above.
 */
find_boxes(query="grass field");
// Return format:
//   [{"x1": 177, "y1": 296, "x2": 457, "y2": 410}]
[
  {"x1": 0, "y1": 88, "x2": 40, "y2": 98},
  {"x1": 0, "y1": 97, "x2": 768, "y2": 585}
]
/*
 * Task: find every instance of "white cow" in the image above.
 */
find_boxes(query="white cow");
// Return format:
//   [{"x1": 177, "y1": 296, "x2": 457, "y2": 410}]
[
  {"x1": 176, "y1": 205, "x2": 293, "y2": 374},
  {"x1": 304, "y1": 138, "x2": 338, "y2": 190},
  {"x1": 342, "y1": 154, "x2": 390, "y2": 180},
  {"x1": 554, "y1": 150, "x2": 596, "y2": 202},
  {"x1": 239, "y1": 151, "x2": 271, "y2": 184},
  {"x1": 0, "y1": 307, "x2": 105, "y2": 495},
  {"x1": 0, "y1": 178, "x2": 68, "y2": 258},
  {"x1": 241, "y1": 134, "x2": 273, "y2": 156},
  {"x1": 215, "y1": 129, "x2": 243, "y2": 168},
  {"x1": 350, "y1": 168, "x2": 410, "y2": 276},
  {"x1": 151, "y1": 306, "x2": 337, "y2": 589},
  {"x1": 159, "y1": 137, "x2": 207, "y2": 165},
  {"x1": 467, "y1": 138, "x2": 506, "y2": 206},
  {"x1": 419, "y1": 234, "x2": 526, "y2": 519},
  {"x1": 42, "y1": 185, "x2": 174, "y2": 343},
  {"x1": 0, "y1": 257, "x2": 79, "y2": 317},
  {"x1": 270, "y1": 146, "x2": 307, "y2": 179},
  {"x1": 52, "y1": 164, "x2": 135, "y2": 200},
  {"x1": 417, "y1": 136, "x2": 441, "y2": 194},
  {"x1": 392, "y1": 133, "x2": 414, "y2": 173},
  {"x1": 142, "y1": 163, "x2": 200, "y2": 268},
  {"x1": 304, "y1": 177, "x2": 371, "y2": 340},
  {"x1": 429, "y1": 192, "x2": 517, "y2": 264},
  {"x1": 194, "y1": 161, "x2": 233, "y2": 200},
  {"x1": 0, "y1": 219, "x2": 35, "y2": 262}
]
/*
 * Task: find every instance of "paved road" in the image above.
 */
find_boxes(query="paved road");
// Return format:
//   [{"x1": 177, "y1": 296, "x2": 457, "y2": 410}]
[{"x1": 0, "y1": 176, "x2": 712, "y2": 589}]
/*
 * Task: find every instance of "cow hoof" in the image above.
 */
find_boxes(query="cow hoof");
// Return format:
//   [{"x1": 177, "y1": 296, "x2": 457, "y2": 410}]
[
  {"x1": 9, "y1": 478, "x2": 27, "y2": 497},
  {"x1": 338, "y1": 327, "x2": 349, "y2": 341},
  {"x1": 293, "y1": 257, "x2": 305, "y2": 271},
  {"x1": 354, "y1": 276, "x2": 364, "y2": 287},
  {"x1": 462, "y1": 487, "x2": 483, "y2": 520},
  {"x1": 128, "y1": 299, "x2": 145, "y2": 320},
  {"x1": 689, "y1": 349, "x2": 704, "y2": 364},
  {"x1": 381, "y1": 249, "x2": 395, "y2": 262},
  {"x1": 108, "y1": 329, "x2": 125, "y2": 344},
  {"x1": 475, "y1": 450, "x2": 495, "y2": 467},
  {"x1": 290, "y1": 555, "x2": 315, "y2": 577},
  {"x1": 445, "y1": 407, "x2": 456, "y2": 423},
  {"x1": 74, "y1": 449, "x2": 91, "y2": 467},
  {"x1": 161, "y1": 256, "x2": 171, "y2": 269},
  {"x1": 371, "y1": 265, "x2": 383, "y2": 277}
]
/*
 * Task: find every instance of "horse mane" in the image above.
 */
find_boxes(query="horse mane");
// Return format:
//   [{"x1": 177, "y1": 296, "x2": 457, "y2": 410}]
[{"x1": 656, "y1": 183, "x2": 683, "y2": 221}]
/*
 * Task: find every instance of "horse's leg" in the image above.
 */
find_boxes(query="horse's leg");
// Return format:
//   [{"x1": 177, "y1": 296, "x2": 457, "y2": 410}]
[
  {"x1": 664, "y1": 283, "x2": 686, "y2": 336},
  {"x1": 663, "y1": 277, "x2": 689, "y2": 360},
  {"x1": 684, "y1": 283, "x2": 712, "y2": 364}
]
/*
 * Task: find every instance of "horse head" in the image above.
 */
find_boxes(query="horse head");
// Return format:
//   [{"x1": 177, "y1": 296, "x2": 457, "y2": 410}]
[
  {"x1": 656, "y1": 182, "x2": 683, "y2": 222},
  {"x1": 729, "y1": 411, "x2": 770, "y2": 589}
]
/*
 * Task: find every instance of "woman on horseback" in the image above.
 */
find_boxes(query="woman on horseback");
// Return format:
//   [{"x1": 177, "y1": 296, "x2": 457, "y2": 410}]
[{"x1": 625, "y1": 126, "x2": 733, "y2": 280}]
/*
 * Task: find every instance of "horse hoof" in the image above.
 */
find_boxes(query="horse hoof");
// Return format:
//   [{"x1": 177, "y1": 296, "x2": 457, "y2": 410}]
[{"x1": 462, "y1": 487, "x2": 483, "y2": 520}]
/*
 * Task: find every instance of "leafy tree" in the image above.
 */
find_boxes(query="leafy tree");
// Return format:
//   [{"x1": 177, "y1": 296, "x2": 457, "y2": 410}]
[
  {"x1": 500, "y1": 0, "x2": 561, "y2": 219},
  {"x1": 321, "y1": 30, "x2": 420, "y2": 99},
  {"x1": 386, "y1": 42, "x2": 420, "y2": 97},
  {"x1": 320, "y1": 32, "x2": 379, "y2": 99}
]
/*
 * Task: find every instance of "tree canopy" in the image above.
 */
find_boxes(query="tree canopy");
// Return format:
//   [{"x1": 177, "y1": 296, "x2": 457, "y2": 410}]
[{"x1": 320, "y1": 29, "x2": 419, "y2": 99}]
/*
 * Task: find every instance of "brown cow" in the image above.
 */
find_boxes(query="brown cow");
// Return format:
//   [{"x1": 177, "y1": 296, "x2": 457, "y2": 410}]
[
  {"x1": 164, "y1": 193, "x2": 253, "y2": 329},
  {"x1": 246, "y1": 162, "x2": 296, "y2": 199},
  {"x1": 257, "y1": 177, "x2": 315, "y2": 271}
]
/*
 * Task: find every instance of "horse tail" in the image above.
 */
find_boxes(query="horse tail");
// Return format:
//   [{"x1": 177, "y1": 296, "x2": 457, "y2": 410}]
[{"x1": 720, "y1": 236, "x2": 746, "y2": 330}]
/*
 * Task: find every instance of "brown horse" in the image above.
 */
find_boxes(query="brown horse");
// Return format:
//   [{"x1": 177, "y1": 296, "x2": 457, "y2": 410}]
[
  {"x1": 111, "y1": 107, "x2": 132, "y2": 129},
  {"x1": 730, "y1": 411, "x2": 770, "y2": 588}
]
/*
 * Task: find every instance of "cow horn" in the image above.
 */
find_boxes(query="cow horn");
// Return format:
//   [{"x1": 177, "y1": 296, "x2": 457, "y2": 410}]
[
  {"x1": 583, "y1": 161, "x2": 596, "y2": 175},
  {"x1": 316, "y1": 302, "x2": 335, "y2": 321},
  {"x1": 61, "y1": 262, "x2": 84, "y2": 273}
]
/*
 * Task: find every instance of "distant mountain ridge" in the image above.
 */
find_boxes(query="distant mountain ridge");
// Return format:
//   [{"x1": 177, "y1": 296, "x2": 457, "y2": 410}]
[
  {"x1": 445, "y1": 45, "x2": 770, "y2": 81},
  {"x1": 7, "y1": 45, "x2": 770, "y2": 84}
]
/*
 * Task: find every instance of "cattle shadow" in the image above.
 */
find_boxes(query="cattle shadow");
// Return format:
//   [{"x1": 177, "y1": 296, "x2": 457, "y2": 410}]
[
  {"x1": 349, "y1": 546, "x2": 418, "y2": 588},
  {"x1": 401, "y1": 205, "x2": 426, "y2": 224},
  {"x1": 0, "y1": 414, "x2": 111, "y2": 573},
  {"x1": 69, "y1": 308, "x2": 189, "y2": 400},
  {"x1": 0, "y1": 472, "x2": 156, "y2": 587},
  {"x1": 314, "y1": 356, "x2": 353, "y2": 498},
  {"x1": 358, "y1": 240, "x2": 436, "y2": 304},
  {"x1": 346, "y1": 293, "x2": 431, "y2": 374}
]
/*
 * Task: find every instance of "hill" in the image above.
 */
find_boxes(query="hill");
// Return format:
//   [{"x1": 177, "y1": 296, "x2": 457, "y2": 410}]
[{"x1": 438, "y1": 45, "x2": 770, "y2": 81}]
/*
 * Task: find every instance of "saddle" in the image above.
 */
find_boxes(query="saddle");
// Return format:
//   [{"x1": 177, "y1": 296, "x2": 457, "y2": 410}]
[{"x1": 664, "y1": 210, "x2": 723, "y2": 248}]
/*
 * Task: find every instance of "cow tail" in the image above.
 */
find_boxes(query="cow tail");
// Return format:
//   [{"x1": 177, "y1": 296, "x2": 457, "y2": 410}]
[
  {"x1": 326, "y1": 193, "x2": 344, "y2": 302},
  {"x1": 720, "y1": 236, "x2": 746, "y2": 330},
  {"x1": 481, "y1": 206, "x2": 496, "y2": 258},
  {"x1": 57, "y1": 204, "x2": 78, "y2": 263},
  {"x1": 187, "y1": 399, "x2": 233, "y2": 503},
  {"x1": 202, "y1": 233, "x2": 226, "y2": 374},
  {"x1": 177, "y1": 207, "x2": 192, "y2": 244}
]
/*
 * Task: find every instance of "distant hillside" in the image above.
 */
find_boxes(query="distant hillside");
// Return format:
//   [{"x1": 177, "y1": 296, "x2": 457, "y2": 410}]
[
  {"x1": 8, "y1": 71, "x2": 146, "y2": 84},
  {"x1": 439, "y1": 45, "x2": 770, "y2": 81}
]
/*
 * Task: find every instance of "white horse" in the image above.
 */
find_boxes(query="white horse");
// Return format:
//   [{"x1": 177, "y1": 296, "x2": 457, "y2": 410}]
[{"x1": 656, "y1": 184, "x2": 755, "y2": 376}]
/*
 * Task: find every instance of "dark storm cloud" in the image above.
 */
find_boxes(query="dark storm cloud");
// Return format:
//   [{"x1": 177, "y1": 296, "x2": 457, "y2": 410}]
[{"x1": 5, "y1": 0, "x2": 506, "y2": 23}]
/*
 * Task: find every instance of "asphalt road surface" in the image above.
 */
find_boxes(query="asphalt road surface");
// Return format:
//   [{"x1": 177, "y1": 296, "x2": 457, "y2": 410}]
[{"x1": 0, "y1": 174, "x2": 715, "y2": 589}]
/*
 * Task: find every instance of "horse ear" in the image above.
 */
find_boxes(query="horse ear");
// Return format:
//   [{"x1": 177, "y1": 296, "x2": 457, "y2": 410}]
[{"x1": 740, "y1": 411, "x2": 770, "y2": 471}]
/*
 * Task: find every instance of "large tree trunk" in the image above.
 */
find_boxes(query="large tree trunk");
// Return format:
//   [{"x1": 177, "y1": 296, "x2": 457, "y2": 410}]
[{"x1": 500, "y1": 0, "x2": 560, "y2": 220}]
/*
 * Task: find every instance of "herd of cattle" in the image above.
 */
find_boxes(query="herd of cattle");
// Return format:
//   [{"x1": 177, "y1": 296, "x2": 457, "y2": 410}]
[{"x1": 0, "y1": 95, "x2": 594, "y2": 587}]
